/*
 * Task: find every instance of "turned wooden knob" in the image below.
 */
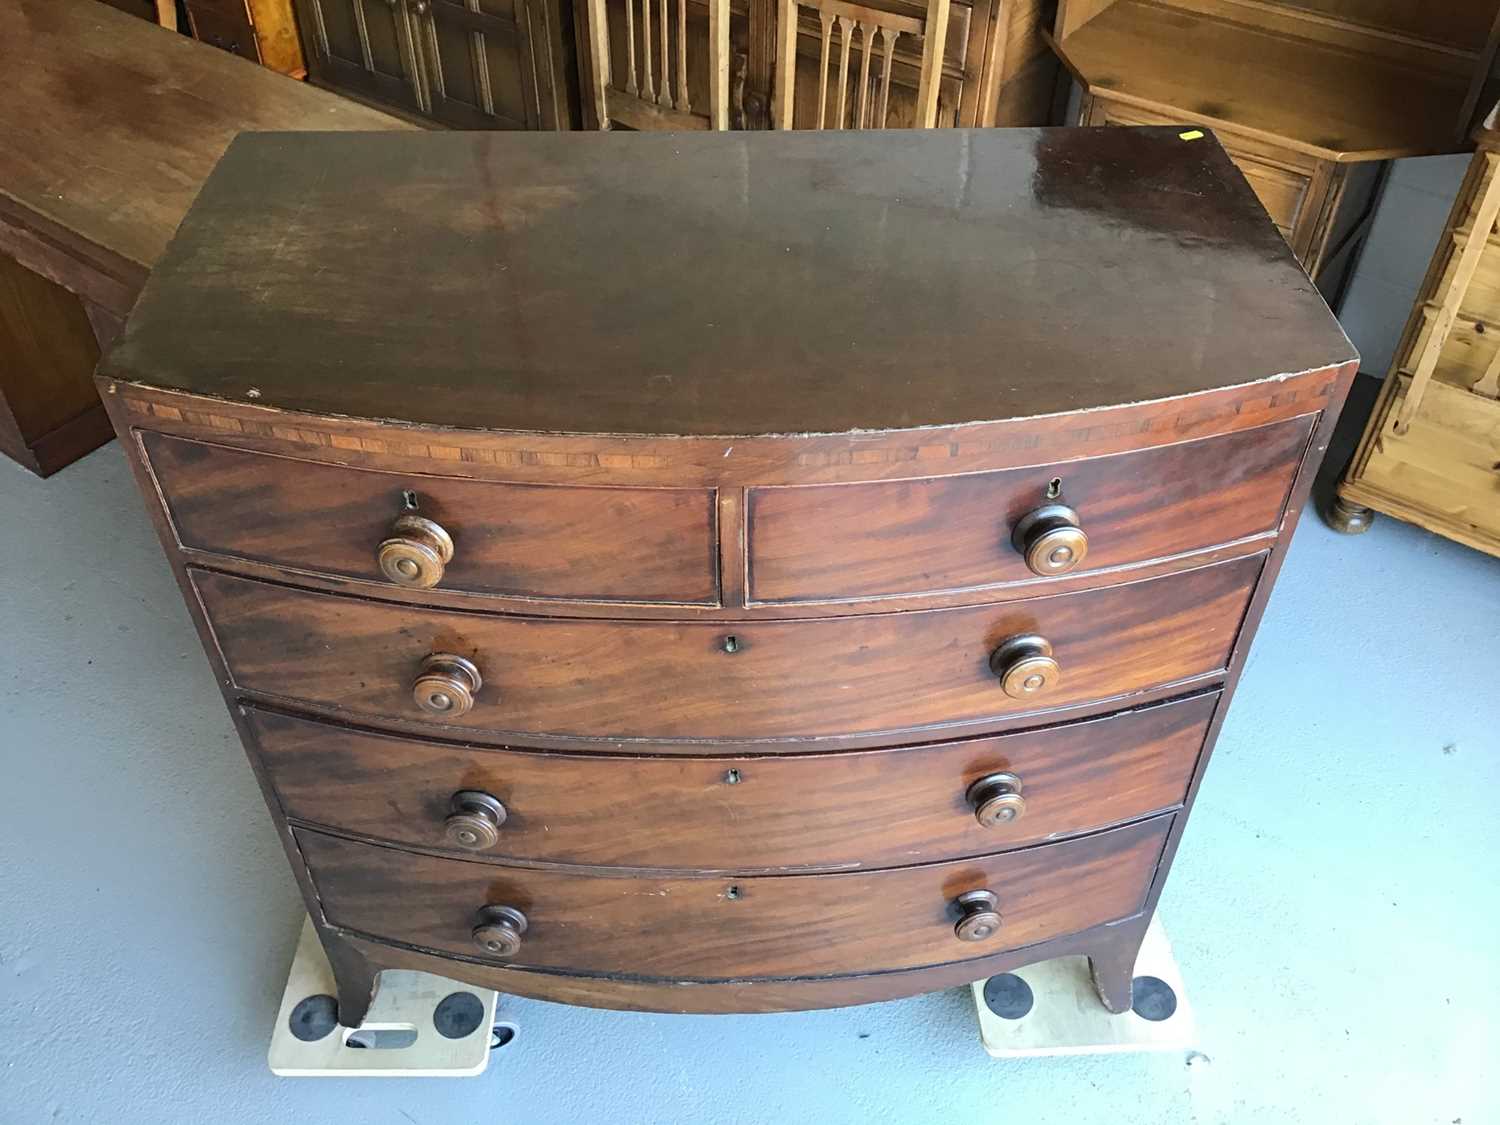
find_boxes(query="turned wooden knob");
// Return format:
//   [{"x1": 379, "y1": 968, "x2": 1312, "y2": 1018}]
[
  {"x1": 471, "y1": 905, "x2": 528, "y2": 958},
  {"x1": 953, "y1": 889, "x2": 1002, "y2": 942},
  {"x1": 1012, "y1": 503, "x2": 1088, "y2": 576},
  {"x1": 967, "y1": 772, "x2": 1026, "y2": 827},
  {"x1": 412, "y1": 653, "x2": 482, "y2": 717},
  {"x1": 444, "y1": 790, "x2": 507, "y2": 850},
  {"x1": 990, "y1": 634, "x2": 1060, "y2": 700},
  {"x1": 378, "y1": 513, "x2": 454, "y2": 589}
]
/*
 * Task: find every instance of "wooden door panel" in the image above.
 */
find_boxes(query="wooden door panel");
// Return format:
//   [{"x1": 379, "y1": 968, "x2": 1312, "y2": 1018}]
[
  {"x1": 419, "y1": 0, "x2": 537, "y2": 127},
  {"x1": 297, "y1": 0, "x2": 423, "y2": 109}
]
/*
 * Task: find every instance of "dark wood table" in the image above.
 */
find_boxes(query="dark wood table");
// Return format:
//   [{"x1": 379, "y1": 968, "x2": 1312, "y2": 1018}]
[{"x1": 0, "y1": 0, "x2": 410, "y2": 476}]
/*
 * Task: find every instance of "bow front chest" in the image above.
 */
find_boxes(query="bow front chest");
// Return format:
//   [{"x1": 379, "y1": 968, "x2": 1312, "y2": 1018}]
[{"x1": 99, "y1": 128, "x2": 1356, "y2": 1021}]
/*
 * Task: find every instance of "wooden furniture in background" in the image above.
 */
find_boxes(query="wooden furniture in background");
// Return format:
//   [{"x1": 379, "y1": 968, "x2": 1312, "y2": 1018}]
[
  {"x1": 99, "y1": 128, "x2": 1355, "y2": 1021},
  {"x1": 576, "y1": 0, "x2": 1068, "y2": 128},
  {"x1": 773, "y1": 0, "x2": 949, "y2": 128},
  {"x1": 184, "y1": 0, "x2": 310, "y2": 76},
  {"x1": 1332, "y1": 113, "x2": 1500, "y2": 555},
  {"x1": 584, "y1": 0, "x2": 731, "y2": 128},
  {"x1": 1050, "y1": 1, "x2": 1500, "y2": 298},
  {"x1": 96, "y1": 0, "x2": 172, "y2": 21},
  {"x1": 0, "y1": 0, "x2": 408, "y2": 477},
  {"x1": 291, "y1": 0, "x2": 577, "y2": 128}
]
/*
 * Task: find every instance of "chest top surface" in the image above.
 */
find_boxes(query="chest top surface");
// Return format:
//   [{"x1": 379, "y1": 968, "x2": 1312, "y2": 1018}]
[{"x1": 102, "y1": 128, "x2": 1354, "y2": 437}]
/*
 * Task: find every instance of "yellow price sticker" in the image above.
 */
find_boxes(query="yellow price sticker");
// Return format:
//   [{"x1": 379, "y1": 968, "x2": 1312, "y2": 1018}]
[{"x1": 1178, "y1": 129, "x2": 1205, "y2": 141}]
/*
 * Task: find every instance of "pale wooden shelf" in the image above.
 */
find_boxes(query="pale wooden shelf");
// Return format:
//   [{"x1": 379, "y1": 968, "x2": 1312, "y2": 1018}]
[{"x1": 1054, "y1": 0, "x2": 1475, "y2": 162}]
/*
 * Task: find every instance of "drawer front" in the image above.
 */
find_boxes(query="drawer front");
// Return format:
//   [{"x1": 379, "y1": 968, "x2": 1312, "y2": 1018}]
[
  {"x1": 748, "y1": 418, "x2": 1311, "y2": 602},
  {"x1": 297, "y1": 815, "x2": 1171, "y2": 978},
  {"x1": 251, "y1": 693, "x2": 1215, "y2": 869},
  {"x1": 140, "y1": 432, "x2": 719, "y2": 605},
  {"x1": 195, "y1": 556, "x2": 1259, "y2": 742}
]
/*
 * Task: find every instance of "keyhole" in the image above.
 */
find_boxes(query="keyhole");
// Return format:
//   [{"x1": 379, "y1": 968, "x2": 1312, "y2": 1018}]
[
  {"x1": 724, "y1": 768, "x2": 742, "y2": 785},
  {"x1": 1046, "y1": 477, "x2": 1062, "y2": 500},
  {"x1": 725, "y1": 885, "x2": 742, "y2": 900},
  {"x1": 401, "y1": 489, "x2": 419, "y2": 510},
  {"x1": 722, "y1": 635, "x2": 740, "y2": 654}
]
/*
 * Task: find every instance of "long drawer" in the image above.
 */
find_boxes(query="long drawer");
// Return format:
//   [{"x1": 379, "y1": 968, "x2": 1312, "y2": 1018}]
[
  {"x1": 195, "y1": 555, "x2": 1261, "y2": 742},
  {"x1": 140, "y1": 431, "x2": 719, "y2": 605},
  {"x1": 251, "y1": 693, "x2": 1215, "y2": 870},
  {"x1": 747, "y1": 417, "x2": 1311, "y2": 602},
  {"x1": 297, "y1": 815, "x2": 1172, "y2": 978}
]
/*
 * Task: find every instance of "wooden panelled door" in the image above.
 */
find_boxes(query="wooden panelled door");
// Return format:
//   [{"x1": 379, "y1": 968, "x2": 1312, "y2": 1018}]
[
  {"x1": 293, "y1": 0, "x2": 574, "y2": 128},
  {"x1": 295, "y1": 0, "x2": 426, "y2": 112}
]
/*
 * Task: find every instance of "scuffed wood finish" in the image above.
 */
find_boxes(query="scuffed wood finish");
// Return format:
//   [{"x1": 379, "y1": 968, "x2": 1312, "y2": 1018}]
[
  {"x1": 111, "y1": 367, "x2": 1342, "y2": 490},
  {"x1": 99, "y1": 130, "x2": 1357, "y2": 437},
  {"x1": 98, "y1": 130, "x2": 1358, "y2": 1018},
  {"x1": 296, "y1": 815, "x2": 1171, "y2": 978},
  {"x1": 0, "y1": 0, "x2": 409, "y2": 314},
  {"x1": 141, "y1": 433, "x2": 720, "y2": 605},
  {"x1": 1077, "y1": 96, "x2": 1383, "y2": 295},
  {"x1": 251, "y1": 692, "x2": 1216, "y2": 870},
  {"x1": 1053, "y1": 0, "x2": 1494, "y2": 292},
  {"x1": 195, "y1": 556, "x2": 1260, "y2": 743},
  {"x1": 748, "y1": 416, "x2": 1313, "y2": 603},
  {"x1": 0, "y1": 0, "x2": 406, "y2": 474}
]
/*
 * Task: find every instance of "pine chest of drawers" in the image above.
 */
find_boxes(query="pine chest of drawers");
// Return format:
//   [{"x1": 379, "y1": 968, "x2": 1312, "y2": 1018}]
[{"x1": 99, "y1": 127, "x2": 1356, "y2": 1022}]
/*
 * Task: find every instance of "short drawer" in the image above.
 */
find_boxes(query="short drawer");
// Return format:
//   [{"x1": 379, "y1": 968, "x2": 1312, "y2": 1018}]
[
  {"x1": 297, "y1": 815, "x2": 1171, "y2": 978},
  {"x1": 194, "y1": 555, "x2": 1259, "y2": 742},
  {"x1": 251, "y1": 693, "x2": 1215, "y2": 869},
  {"x1": 140, "y1": 432, "x2": 718, "y2": 605},
  {"x1": 747, "y1": 418, "x2": 1311, "y2": 602}
]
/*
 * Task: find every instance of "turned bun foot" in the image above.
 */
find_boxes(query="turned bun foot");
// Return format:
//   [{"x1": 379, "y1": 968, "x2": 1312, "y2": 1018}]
[{"x1": 1325, "y1": 495, "x2": 1375, "y2": 534}]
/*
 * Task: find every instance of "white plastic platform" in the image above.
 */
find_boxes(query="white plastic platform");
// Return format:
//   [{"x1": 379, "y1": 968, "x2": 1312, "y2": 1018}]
[
  {"x1": 268, "y1": 917, "x2": 505, "y2": 1077},
  {"x1": 971, "y1": 917, "x2": 1196, "y2": 1057}
]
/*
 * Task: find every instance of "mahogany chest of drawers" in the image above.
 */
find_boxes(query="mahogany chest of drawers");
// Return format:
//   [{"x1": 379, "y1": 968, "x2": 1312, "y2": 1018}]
[{"x1": 99, "y1": 128, "x2": 1356, "y2": 1023}]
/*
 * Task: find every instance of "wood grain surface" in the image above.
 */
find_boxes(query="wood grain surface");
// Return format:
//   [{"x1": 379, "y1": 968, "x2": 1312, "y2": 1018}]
[
  {"x1": 143, "y1": 432, "x2": 719, "y2": 604},
  {"x1": 251, "y1": 691, "x2": 1215, "y2": 870},
  {"x1": 747, "y1": 416, "x2": 1313, "y2": 601},
  {"x1": 296, "y1": 814, "x2": 1171, "y2": 977},
  {"x1": 0, "y1": 0, "x2": 409, "y2": 288},
  {"x1": 99, "y1": 129, "x2": 1356, "y2": 435},
  {"x1": 196, "y1": 556, "x2": 1260, "y2": 743}
]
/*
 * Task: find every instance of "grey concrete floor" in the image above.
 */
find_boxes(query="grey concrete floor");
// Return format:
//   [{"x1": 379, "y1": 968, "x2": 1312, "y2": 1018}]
[{"x1": 2, "y1": 412, "x2": 1497, "y2": 1124}]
